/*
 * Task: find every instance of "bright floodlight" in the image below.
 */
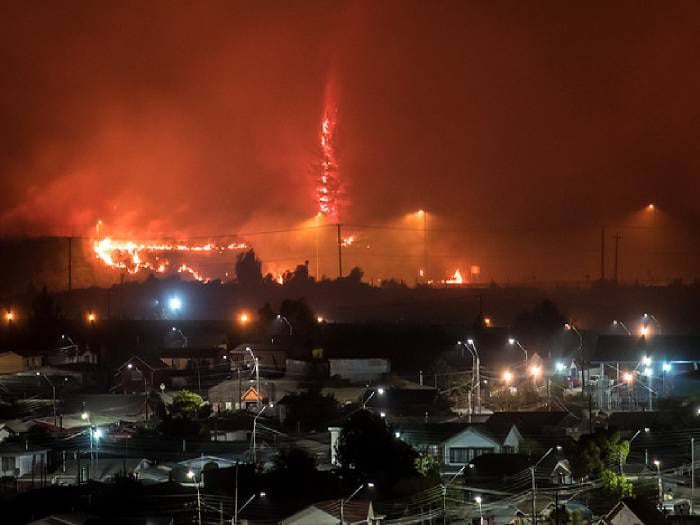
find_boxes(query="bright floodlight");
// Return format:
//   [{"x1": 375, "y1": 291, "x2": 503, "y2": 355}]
[
  {"x1": 555, "y1": 362, "x2": 566, "y2": 372},
  {"x1": 623, "y1": 372, "x2": 634, "y2": 383},
  {"x1": 93, "y1": 428, "x2": 103, "y2": 439},
  {"x1": 502, "y1": 370, "x2": 513, "y2": 383},
  {"x1": 564, "y1": 323, "x2": 571, "y2": 330},
  {"x1": 530, "y1": 365, "x2": 542, "y2": 377},
  {"x1": 662, "y1": 362, "x2": 671, "y2": 372},
  {"x1": 6, "y1": 311, "x2": 14, "y2": 321},
  {"x1": 653, "y1": 459, "x2": 660, "y2": 467},
  {"x1": 640, "y1": 326, "x2": 649, "y2": 337},
  {"x1": 367, "y1": 482, "x2": 375, "y2": 488},
  {"x1": 380, "y1": 411, "x2": 386, "y2": 418},
  {"x1": 508, "y1": 338, "x2": 515, "y2": 345},
  {"x1": 642, "y1": 356, "x2": 652, "y2": 366},
  {"x1": 187, "y1": 470, "x2": 195, "y2": 479},
  {"x1": 377, "y1": 387, "x2": 385, "y2": 395},
  {"x1": 127, "y1": 363, "x2": 133, "y2": 369},
  {"x1": 475, "y1": 496, "x2": 482, "y2": 504},
  {"x1": 81, "y1": 412, "x2": 89, "y2": 420},
  {"x1": 643, "y1": 367, "x2": 652, "y2": 377},
  {"x1": 259, "y1": 491, "x2": 267, "y2": 497},
  {"x1": 394, "y1": 431, "x2": 401, "y2": 438},
  {"x1": 168, "y1": 297, "x2": 182, "y2": 312},
  {"x1": 467, "y1": 338, "x2": 474, "y2": 345},
  {"x1": 316, "y1": 316, "x2": 324, "y2": 323}
]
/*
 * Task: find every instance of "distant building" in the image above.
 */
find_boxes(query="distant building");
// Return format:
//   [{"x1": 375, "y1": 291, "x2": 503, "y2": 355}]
[
  {"x1": 0, "y1": 349, "x2": 45, "y2": 374},
  {"x1": 159, "y1": 347, "x2": 227, "y2": 370},
  {"x1": 230, "y1": 343, "x2": 287, "y2": 374},
  {"x1": 329, "y1": 358, "x2": 390, "y2": 383}
]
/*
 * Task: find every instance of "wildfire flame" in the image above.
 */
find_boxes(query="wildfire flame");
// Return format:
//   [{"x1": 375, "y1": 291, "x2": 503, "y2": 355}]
[
  {"x1": 318, "y1": 107, "x2": 341, "y2": 221},
  {"x1": 445, "y1": 269, "x2": 465, "y2": 284},
  {"x1": 93, "y1": 236, "x2": 247, "y2": 282}
]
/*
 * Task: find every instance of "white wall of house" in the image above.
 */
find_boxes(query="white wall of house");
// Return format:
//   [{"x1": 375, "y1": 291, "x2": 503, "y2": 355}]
[
  {"x1": 281, "y1": 507, "x2": 340, "y2": 525},
  {"x1": 443, "y1": 428, "x2": 500, "y2": 465},
  {"x1": 0, "y1": 450, "x2": 47, "y2": 477}
]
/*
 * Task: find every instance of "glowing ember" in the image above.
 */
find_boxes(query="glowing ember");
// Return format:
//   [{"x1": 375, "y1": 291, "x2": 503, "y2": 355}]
[
  {"x1": 93, "y1": 235, "x2": 247, "y2": 281},
  {"x1": 341, "y1": 235, "x2": 355, "y2": 248}
]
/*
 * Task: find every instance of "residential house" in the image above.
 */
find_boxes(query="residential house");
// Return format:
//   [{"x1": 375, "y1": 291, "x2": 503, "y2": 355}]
[
  {"x1": 0, "y1": 441, "x2": 48, "y2": 478},
  {"x1": 393, "y1": 421, "x2": 522, "y2": 469},
  {"x1": 600, "y1": 497, "x2": 666, "y2": 525},
  {"x1": 0, "y1": 348, "x2": 45, "y2": 373},
  {"x1": 230, "y1": 344, "x2": 287, "y2": 374},
  {"x1": 115, "y1": 355, "x2": 169, "y2": 394},
  {"x1": 281, "y1": 500, "x2": 383, "y2": 525},
  {"x1": 159, "y1": 347, "x2": 227, "y2": 371},
  {"x1": 486, "y1": 411, "x2": 581, "y2": 449}
]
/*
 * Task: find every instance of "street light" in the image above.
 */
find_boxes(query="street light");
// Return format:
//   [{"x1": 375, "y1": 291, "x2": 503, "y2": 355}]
[
  {"x1": 187, "y1": 469, "x2": 202, "y2": 525},
  {"x1": 276, "y1": 314, "x2": 293, "y2": 335},
  {"x1": 555, "y1": 362, "x2": 566, "y2": 373},
  {"x1": 475, "y1": 496, "x2": 483, "y2": 525},
  {"x1": 87, "y1": 312, "x2": 97, "y2": 324},
  {"x1": 171, "y1": 326, "x2": 189, "y2": 347},
  {"x1": 252, "y1": 403, "x2": 273, "y2": 464},
  {"x1": 234, "y1": 491, "x2": 266, "y2": 524},
  {"x1": 340, "y1": 483, "x2": 374, "y2": 525},
  {"x1": 502, "y1": 370, "x2": 513, "y2": 384},
  {"x1": 245, "y1": 346, "x2": 261, "y2": 408},
  {"x1": 168, "y1": 296, "x2": 182, "y2": 313},
  {"x1": 531, "y1": 447, "x2": 560, "y2": 525},
  {"x1": 238, "y1": 311, "x2": 250, "y2": 324},
  {"x1": 362, "y1": 387, "x2": 385, "y2": 409},
  {"x1": 36, "y1": 372, "x2": 57, "y2": 427},
  {"x1": 612, "y1": 320, "x2": 632, "y2": 335},
  {"x1": 6, "y1": 311, "x2": 15, "y2": 323},
  {"x1": 508, "y1": 338, "x2": 528, "y2": 371},
  {"x1": 653, "y1": 460, "x2": 663, "y2": 503},
  {"x1": 460, "y1": 339, "x2": 481, "y2": 414}
]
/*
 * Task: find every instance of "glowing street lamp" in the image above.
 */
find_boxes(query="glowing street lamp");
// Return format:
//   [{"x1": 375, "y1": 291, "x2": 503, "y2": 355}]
[
  {"x1": 5, "y1": 311, "x2": 14, "y2": 323},
  {"x1": 640, "y1": 326, "x2": 650, "y2": 337},
  {"x1": 623, "y1": 372, "x2": 634, "y2": 384},
  {"x1": 555, "y1": 362, "x2": 566, "y2": 373},
  {"x1": 483, "y1": 317, "x2": 492, "y2": 327},
  {"x1": 168, "y1": 296, "x2": 182, "y2": 313},
  {"x1": 238, "y1": 312, "x2": 250, "y2": 324},
  {"x1": 87, "y1": 312, "x2": 97, "y2": 323},
  {"x1": 475, "y1": 496, "x2": 483, "y2": 525},
  {"x1": 502, "y1": 370, "x2": 513, "y2": 384},
  {"x1": 642, "y1": 356, "x2": 652, "y2": 367},
  {"x1": 508, "y1": 338, "x2": 528, "y2": 371}
]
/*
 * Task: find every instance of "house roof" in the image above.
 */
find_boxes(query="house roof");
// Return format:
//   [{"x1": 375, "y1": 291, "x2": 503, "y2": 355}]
[
  {"x1": 397, "y1": 421, "x2": 518, "y2": 447},
  {"x1": 117, "y1": 354, "x2": 168, "y2": 371},
  {"x1": 593, "y1": 335, "x2": 700, "y2": 363},
  {"x1": 0, "y1": 348, "x2": 46, "y2": 357},
  {"x1": 486, "y1": 411, "x2": 577, "y2": 433},
  {"x1": 0, "y1": 441, "x2": 49, "y2": 454},
  {"x1": 604, "y1": 497, "x2": 666, "y2": 525},
  {"x1": 313, "y1": 500, "x2": 377, "y2": 524}
]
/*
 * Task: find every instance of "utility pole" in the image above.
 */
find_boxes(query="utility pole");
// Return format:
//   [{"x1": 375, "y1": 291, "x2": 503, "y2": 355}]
[
  {"x1": 336, "y1": 224, "x2": 343, "y2": 278},
  {"x1": 613, "y1": 233, "x2": 622, "y2": 285},
  {"x1": 600, "y1": 226, "x2": 605, "y2": 282},
  {"x1": 692, "y1": 437, "x2": 695, "y2": 515},
  {"x1": 67, "y1": 237, "x2": 73, "y2": 291},
  {"x1": 423, "y1": 211, "x2": 428, "y2": 280}
]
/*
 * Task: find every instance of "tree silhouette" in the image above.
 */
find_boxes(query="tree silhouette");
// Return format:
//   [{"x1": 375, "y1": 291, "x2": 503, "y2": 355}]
[
  {"x1": 337, "y1": 410, "x2": 417, "y2": 490},
  {"x1": 235, "y1": 249, "x2": 262, "y2": 286}
]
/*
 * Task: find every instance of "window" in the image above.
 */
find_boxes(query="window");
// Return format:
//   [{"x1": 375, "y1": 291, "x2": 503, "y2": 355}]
[
  {"x1": 2, "y1": 456, "x2": 16, "y2": 472},
  {"x1": 449, "y1": 447, "x2": 494, "y2": 463}
]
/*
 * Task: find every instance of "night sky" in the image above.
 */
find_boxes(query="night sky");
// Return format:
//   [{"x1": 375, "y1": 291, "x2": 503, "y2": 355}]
[{"x1": 2, "y1": 1, "x2": 699, "y2": 282}]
